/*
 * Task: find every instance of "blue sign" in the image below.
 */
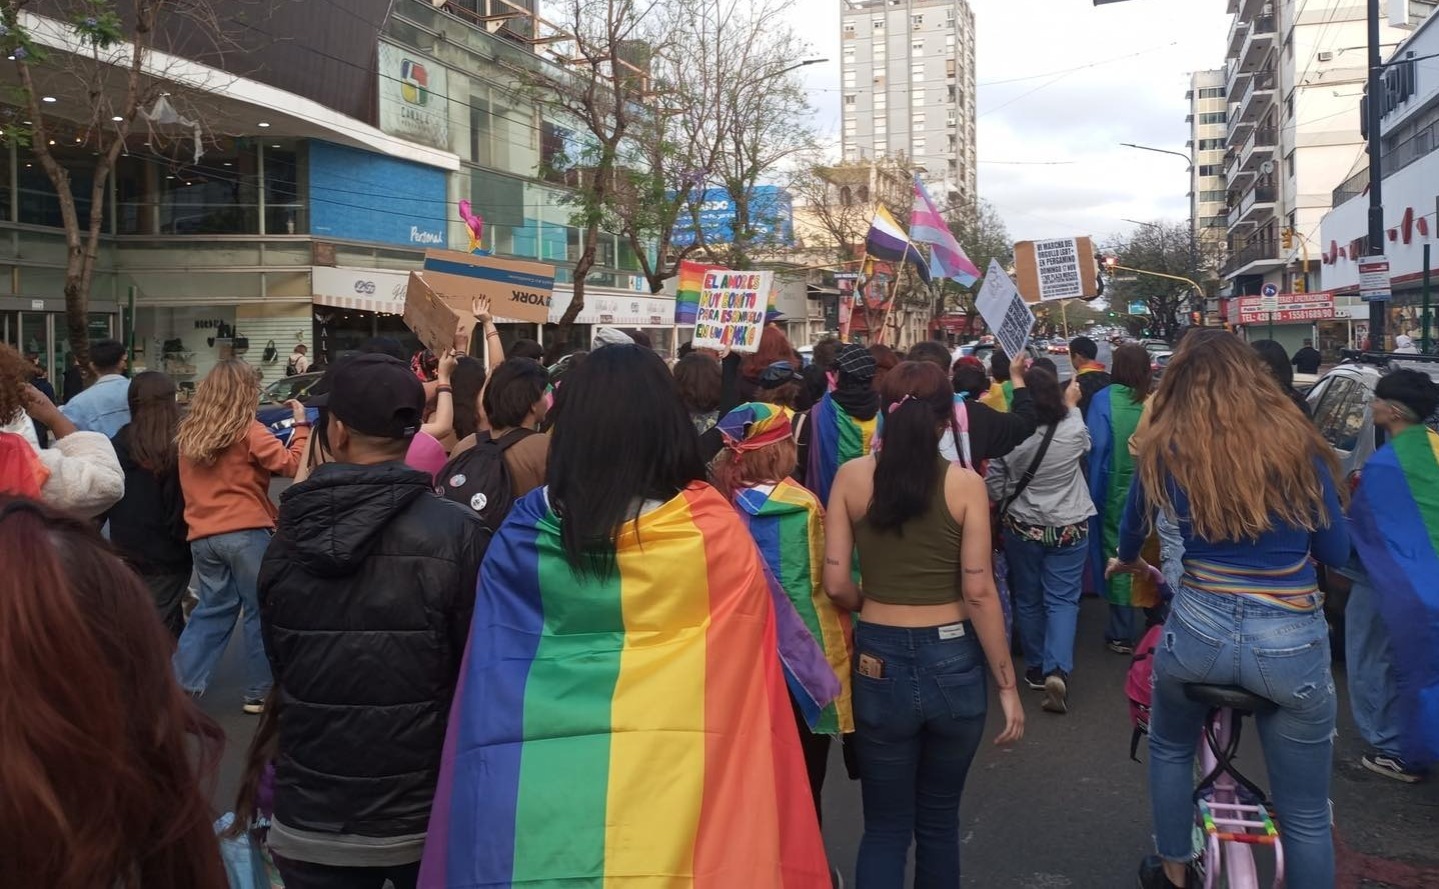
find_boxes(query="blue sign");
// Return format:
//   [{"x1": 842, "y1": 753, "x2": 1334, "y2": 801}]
[
  {"x1": 309, "y1": 140, "x2": 447, "y2": 248},
  {"x1": 671, "y1": 186, "x2": 794, "y2": 249},
  {"x1": 1262, "y1": 283, "x2": 1278, "y2": 298}
]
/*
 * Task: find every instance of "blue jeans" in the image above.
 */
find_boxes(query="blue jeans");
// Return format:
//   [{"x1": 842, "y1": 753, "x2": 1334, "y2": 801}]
[
  {"x1": 852, "y1": 621, "x2": 987, "y2": 889},
  {"x1": 173, "y1": 529, "x2": 273, "y2": 701},
  {"x1": 1344, "y1": 573, "x2": 1404, "y2": 758},
  {"x1": 1149, "y1": 588, "x2": 1335, "y2": 889},
  {"x1": 1107, "y1": 604, "x2": 1139, "y2": 645},
  {"x1": 1004, "y1": 530, "x2": 1087, "y2": 675},
  {"x1": 1156, "y1": 509, "x2": 1185, "y2": 594}
]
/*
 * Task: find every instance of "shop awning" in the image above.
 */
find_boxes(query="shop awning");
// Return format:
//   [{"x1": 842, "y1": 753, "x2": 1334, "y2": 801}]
[{"x1": 311, "y1": 266, "x2": 409, "y2": 315}]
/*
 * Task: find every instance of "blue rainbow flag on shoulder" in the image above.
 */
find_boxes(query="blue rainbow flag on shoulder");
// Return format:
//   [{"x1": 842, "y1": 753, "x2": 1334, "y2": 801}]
[{"x1": 1349, "y1": 425, "x2": 1439, "y2": 765}]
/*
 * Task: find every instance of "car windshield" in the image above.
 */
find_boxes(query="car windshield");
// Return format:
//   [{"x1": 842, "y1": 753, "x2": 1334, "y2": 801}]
[
  {"x1": 1143, "y1": 342, "x2": 1170, "y2": 353},
  {"x1": 261, "y1": 374, "x2": 318, "y2": 404}
]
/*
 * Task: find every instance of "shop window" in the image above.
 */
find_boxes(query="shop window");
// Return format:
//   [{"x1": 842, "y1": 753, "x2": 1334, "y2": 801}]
[
  {"x1": 117, "y1": 140, "x2": 262, "y2": 235},
  {"x1": 263, "y1": 140, "x2": 305, "y2": 236},
  {"x1": 18, "y1": 145, "x2": 96, "y2": 230}
]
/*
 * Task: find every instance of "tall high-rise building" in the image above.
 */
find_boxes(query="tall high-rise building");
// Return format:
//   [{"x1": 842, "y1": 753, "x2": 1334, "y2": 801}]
[
  {"x1": 1187, "y1": 69, "x2": 1229, "y2": 249},
  {"x1": 840, "y1": 0, "x2": 978, "y2": 206}
]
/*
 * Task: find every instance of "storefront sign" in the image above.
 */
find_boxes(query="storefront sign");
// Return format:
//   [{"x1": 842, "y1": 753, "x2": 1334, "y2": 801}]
[
  {"x1": 311, "y1": 266, "x2": 410, "y2": 315},
  {"x1": 310, "y1": 141, "x2": 447, "y2": 248},
  {"x1": 421, "y1": 249, "x2": 554, "y2": 325},
  {"x1": 1014, "y1": 237, "x2": 1100, "y2": 303},
  {"x1": 377, "y1": 42, "x2": 449, "y2": 150},
  {"x1": 403, "y1": 273, "x2": 464, "y2": 355},
  {"x1": 692, "y1": 270, "x2": 772, "y2": 353},
  {"x1": 1359, "y1": 256, "x2": 1391, "y2": 302},
  {"x1": 1236, "y1": 293, "x2": 1336, "y2": 325}
]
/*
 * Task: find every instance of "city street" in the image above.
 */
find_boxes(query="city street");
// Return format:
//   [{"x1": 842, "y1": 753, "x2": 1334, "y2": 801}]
[{"x1": 199, "y1": 591, "x2": 1439, "y2": 888}]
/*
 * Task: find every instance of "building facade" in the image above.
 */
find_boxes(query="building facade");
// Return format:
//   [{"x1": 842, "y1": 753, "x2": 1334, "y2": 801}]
[
  {"x1": 0, "y1": 0, "x2": 663, "y2": 395},
  {"x1": 840, "y1": 0, "x2": 978, "y2": 207},
  {"x1": 1187, "y1": 68, "x2": 1230, "y2": 246}
]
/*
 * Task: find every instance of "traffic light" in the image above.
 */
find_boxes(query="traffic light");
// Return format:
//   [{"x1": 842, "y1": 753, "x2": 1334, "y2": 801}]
[{"x1": 1281, "y1": 229, "x2": 1294, "y2": 250}]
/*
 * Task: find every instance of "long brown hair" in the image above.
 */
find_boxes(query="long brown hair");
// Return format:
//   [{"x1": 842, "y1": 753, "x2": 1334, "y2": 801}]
[
  {"x1": 122, "y1": 372, "x2": 180, "y2": 473},
  {"x1": 0, "y1": 498, "x2": 226, "y2": 889},
  {"x1": 178, "y1": 359, "x2": 259, "y2": 465},
  {"x1": 1111, "y1": 343, "x2": 1153, "y2": 403},
  {"x1": 1136, "y1": 332, "x2": 1341, "y2": 541}
]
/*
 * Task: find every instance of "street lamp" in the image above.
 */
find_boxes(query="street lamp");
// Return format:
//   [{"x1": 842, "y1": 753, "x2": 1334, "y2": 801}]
[
  {"x1": 772, "y1": 58, "x2": 828, "y2": 78},
  {"x1": 1119, "y1": 142, "x2": 1203, "y2": 324}
]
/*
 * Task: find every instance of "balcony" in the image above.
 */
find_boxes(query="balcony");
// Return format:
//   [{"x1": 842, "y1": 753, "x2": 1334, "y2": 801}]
[
  {"x1": 1230, "y1": 183, "x2": 1278, "y2": 227},
  {"x1": 1331, "y1": 167, "x2": 1370, "y2": 208},
  {"x1": 1240, "y1": 126, "x2": 1277, "y2": 170},
  {"x1": 1221, "y1": 237, "x2": 1282, "y2": 278},
  {"x1": 1234, "y1": 70, "x2": 1276, "y2": 124},
  {"x1": 1226, "y1": 16, "x2": 1250, "y2": 57},
  {"x1": 1239, "y1": 15, "x2": 1276, "y2": 70}
]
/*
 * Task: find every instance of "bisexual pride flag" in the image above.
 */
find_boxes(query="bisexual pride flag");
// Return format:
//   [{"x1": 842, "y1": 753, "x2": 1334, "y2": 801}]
[
  {"x1": 420, "y1": 484, "x2": 835, "y2": 888},
  {"x1": 1349, "y1": 425, "x2": 1439, "y2": 765}
]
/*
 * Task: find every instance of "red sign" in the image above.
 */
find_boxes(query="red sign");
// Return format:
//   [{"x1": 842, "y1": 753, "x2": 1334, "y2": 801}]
[{"x1": 1236, "y1": 292, "x2": 1336, "y2": 325}]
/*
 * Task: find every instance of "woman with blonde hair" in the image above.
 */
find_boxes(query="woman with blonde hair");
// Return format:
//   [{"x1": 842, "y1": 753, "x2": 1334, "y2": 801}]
[
  {"x1": 173, "y1": 359, "x2": 308, "y2": 715},
  {"x1": 1110, "y1": 332, "x2": 1348, "y2": 889}
]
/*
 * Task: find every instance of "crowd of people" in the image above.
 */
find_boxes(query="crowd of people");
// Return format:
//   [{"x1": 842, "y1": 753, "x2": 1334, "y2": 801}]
[{"x1": 0, "y1": 313, "x2": 1435, "y2": 889}]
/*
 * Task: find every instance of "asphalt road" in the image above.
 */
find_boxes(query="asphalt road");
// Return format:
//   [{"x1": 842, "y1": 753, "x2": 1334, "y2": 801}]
[{"x1": 199, "y1": 590, "x2": 1439, "y2": 888}]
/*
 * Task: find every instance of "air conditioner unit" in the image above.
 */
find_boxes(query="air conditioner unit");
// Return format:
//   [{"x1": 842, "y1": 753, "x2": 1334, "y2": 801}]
[{"x1": 1317, "y1": 51, "x2": 1334, "y2": 62}]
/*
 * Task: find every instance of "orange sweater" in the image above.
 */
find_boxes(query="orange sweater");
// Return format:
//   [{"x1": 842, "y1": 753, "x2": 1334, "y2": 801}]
[{"x1": 179, "y1": 421, "x2": 310, "y2": 541}]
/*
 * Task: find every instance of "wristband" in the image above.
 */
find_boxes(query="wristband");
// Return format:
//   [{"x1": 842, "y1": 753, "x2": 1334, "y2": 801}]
[
  {"x1": 293, "y1": 420, "x2": 311, "y2": 429},
  {"x1": 486, "y1": 330, "x2": 500, "y2": 338},
  {"x1": 436, "y1": 385, "x2": 453, "y2": 394}
]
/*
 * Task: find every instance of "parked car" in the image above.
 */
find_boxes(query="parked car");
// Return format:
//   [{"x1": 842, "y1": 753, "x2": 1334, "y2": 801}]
[
  {"x1": 1048, "y1": 339, "x2": 1069, "y2": 355},
  {"x1": 257, "y1": 371, "x2": 324, "y2": 445},
  {"x1": 1306, "y1": 352, "x2": 1439, "y2": 647}
]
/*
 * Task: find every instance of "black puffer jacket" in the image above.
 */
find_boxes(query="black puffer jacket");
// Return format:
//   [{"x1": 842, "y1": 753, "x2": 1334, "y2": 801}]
[{"x1": 258, "y1": 462, "x2": 488, "y2": 838}]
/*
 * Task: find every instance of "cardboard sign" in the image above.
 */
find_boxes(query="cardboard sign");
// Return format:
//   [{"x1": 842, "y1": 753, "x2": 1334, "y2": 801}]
[
  {"x1": 974, "y1": 258, "x2": 1034, "y2": 361},
  {"x1": 420, "y1": 249, "x2": 555, "y2": 325},
  {"x1": 404, "y1": 272, "x2": 463, "y2": 355},
  {"x1": 692, "y1": 269, "x2": 773, "y2": 353},
  {"x1": 1013, "y1": 237, "x2": 1099, "y2": 303}
]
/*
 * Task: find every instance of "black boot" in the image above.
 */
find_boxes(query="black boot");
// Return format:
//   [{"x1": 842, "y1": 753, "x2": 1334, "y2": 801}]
[{"x1": 1136, "y1": 854, "x2": 1196, "y2": 888}]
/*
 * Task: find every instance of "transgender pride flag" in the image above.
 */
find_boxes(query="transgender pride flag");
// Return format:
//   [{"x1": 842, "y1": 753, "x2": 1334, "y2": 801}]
[{"x1": 911, "y1": 175, "x2": 980, "y2": 287}]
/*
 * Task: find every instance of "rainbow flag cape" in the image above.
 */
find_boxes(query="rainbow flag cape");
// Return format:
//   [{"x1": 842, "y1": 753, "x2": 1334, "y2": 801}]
[
  {"x1": 1087, "y1": 384, "x2": 1158, "y2": 607},
  {"x1": 675, "y1": 259, "x2": 722, "y2": 325},
  {"x1": 734, "y1": 478, "x2": 854, "y2": 735},
  {"x1": 1349, "y1": 425, "x2": 1439, "y2": 765},
  {"x1": 804, "y1": 393, "x2": 878, "y2": 507},
  {"x1": 420, "y1": 484, "x2": 835, "y2": 888}
]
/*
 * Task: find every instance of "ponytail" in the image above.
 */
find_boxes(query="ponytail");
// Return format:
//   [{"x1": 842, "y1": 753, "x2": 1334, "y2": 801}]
[{"x1": 865, "y1": 361, "x2": 954, "y2": 532}]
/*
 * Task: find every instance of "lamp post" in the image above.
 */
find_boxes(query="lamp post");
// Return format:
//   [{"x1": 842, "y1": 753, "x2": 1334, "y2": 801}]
[
  {"x1": 1119, "y1": 142, "x2": 1204, "y2": 325},
  {"x1": 771, "y1": 58, "x2": 828, "y2": 78},
  {"x1": 1365, "y1": 0, "x2": 1387, "y2": 349}
]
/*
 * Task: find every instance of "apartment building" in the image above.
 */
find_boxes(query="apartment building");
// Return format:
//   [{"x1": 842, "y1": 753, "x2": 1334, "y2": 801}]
[
  {"x1": 1187, "y1": 69, "x2": 1231, "y2": 249},
  {"x1": 1220, "y1": 0, "x2": 1413, "y2": 308},
  {"x1": 840, "y1": 0, "x2": 978, "y2": 207}
]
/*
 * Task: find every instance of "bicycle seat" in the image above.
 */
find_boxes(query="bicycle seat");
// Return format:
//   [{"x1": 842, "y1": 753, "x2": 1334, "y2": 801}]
[{"x1": 1183, "y1": 683, "x2": 1278, "y2": 715}]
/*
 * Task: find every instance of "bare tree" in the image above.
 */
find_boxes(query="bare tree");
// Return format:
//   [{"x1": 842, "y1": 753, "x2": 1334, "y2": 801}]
[
  {"x1": 2, "y1": 0, "x2": 236, "y2": 374},
  {"x1": 1104, "y1": 220, "x2": 1206, "y2": 339},
  {"x1": 941, "y1": 198, "x2": 1012, "y2": 332}
]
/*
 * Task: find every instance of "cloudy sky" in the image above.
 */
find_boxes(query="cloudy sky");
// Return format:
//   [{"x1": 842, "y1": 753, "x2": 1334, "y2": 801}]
[{"x1": 786, "y1": 0, "x2": 1231, "y2": 243}]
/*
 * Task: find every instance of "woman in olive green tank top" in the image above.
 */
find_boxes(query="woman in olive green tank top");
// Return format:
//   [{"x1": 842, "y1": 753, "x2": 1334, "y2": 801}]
[{"x1": 822, "y1": 360, "x2": 1023, "y2": 886}]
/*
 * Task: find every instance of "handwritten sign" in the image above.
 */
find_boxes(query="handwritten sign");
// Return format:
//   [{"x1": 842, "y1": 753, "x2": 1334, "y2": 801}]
[
  {"x1": 692, "y1": 269, "x2": 772, "y2": 353},
  {"x1": 403, "y1": 272, "x2": 463, "y2": 355},
  {"x1": 1014, "y1": 237, "x2": 1099, "y2": 303},
  {"x1": 975, "y1": 258, "x2": 1034, "y2": 361}
]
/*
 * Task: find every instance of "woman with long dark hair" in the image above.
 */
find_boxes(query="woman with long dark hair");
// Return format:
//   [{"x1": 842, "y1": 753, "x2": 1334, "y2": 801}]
[
  {"x1": 824, "y1": 361, "x2": 1023, "y2": 887},
  {"x1": 674, "y1": 351, "x2": 723, "y2": 433},
  {"x1": 1251, "y1": 339, "x2": 1311, "y2": 415},
  {"x1": 106, "y1": 372, "x2": 191, "y2": 638},
  {"x1": 1087, "y1": 343, "x2": 1156, "y2": 655},
  {"x1": 1111, "y1": 333, "x2": 1348, "y2": 889},
  {"x1": 0, "y1": 497, "x2": 226, "y2": 889},
  {"x1": 987, "y1": 367, "x2": 1092, "y2": 714},
  {"x1": 421, "y1": 345, "x2": 835, "y2": 887}
]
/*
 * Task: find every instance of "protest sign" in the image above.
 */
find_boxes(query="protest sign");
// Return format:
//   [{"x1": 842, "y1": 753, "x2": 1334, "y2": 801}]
[
  {"x1": 692, "y1": 269, "x2": 772, "y2": 353},
  {"x1": 404, "y1": 272, "x2": 464, "y2": 355},
  {"x1": 1014, "y1": 237, "x2": 1099, "y2": 302},
  {"x1": 420, "y1": 249, "x2": 554, "y2": 325},
  {"x1": 975, "y1": 258, "x2": 1035, "y2": 360}
]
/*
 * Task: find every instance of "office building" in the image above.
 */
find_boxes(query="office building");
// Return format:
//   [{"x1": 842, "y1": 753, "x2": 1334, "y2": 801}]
[
  {"x1": 1187, "y1": 68, "x2": 1230, "y2": 248},
  {"x1": 840, "y1": 0, "x2": 978, "y2": 206}
]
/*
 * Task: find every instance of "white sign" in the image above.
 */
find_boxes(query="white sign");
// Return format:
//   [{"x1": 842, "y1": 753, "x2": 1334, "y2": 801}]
[
  {"x1": 311, "y1": 266, "x2": 410, "y2": 314},
  {"x1": 377, "y1": 43, "x2": 449, "y2": 151},
  {"x1": 975, "y1": 258, "x2": 1035, "y2": 361},
  {"x1": 1258, "y1": 293, "x2": 1280, "y2": 314},
  {"x1": 1032, "y1": 238, "x2": 1085, "y2": 301},
  {"x1": 692, "y1": 270, "x2": 772, "y2": 353},
  {"x1": 1359, "y1": 255, "x2": 1391, "y2": 302}
]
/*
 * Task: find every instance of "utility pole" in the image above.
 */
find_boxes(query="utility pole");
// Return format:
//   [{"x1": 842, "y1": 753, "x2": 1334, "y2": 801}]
[{"x1": 1366, "y1": 0, "x2": 1387, "y2": 348}]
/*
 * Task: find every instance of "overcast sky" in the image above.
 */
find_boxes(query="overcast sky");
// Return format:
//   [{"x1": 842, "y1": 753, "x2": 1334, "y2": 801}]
[{"x1": 786, "y1": 0, "x2": 1231, "y2": 243}]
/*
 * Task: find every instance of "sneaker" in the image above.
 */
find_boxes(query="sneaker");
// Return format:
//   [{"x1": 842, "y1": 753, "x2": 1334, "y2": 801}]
[
  {"x1": 1043, "y1": 671, "x2": 1069, "y2": 714},
  {"x1": 1107, "y1": 639, "x2": 1135, "y2": 655},
  {"x1": 1362, "y1": 752, "x2": 1426, "y2": 784},
  {"x1": 1025, "y1": 666, "x2": 1046, "y2": 691},
  {"x1": 1136, "y1": 854, "x2": 1197, "y2": 888},
  {"x1": 242, "y1": 699, "x2": 265, "y2": 715}
]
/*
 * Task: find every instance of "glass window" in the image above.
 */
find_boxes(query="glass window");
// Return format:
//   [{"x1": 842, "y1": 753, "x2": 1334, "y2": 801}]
[
  {"x1": 263, "y1": 140, "x2": 305, "y2": 236},
  {"x1": 19, "y1": 144, "x2": 96, "y2": 229},
  {"x1": 118, "y1": 140, "x2": 263, "y2": 235},
  {"x1": 1310, "y1": 375, "x2": 1369, "y2": 453}
]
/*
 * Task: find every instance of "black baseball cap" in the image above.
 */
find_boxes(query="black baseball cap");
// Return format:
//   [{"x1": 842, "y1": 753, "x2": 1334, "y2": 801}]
[
  {"x1": 759, "y1": 360, "x2": 803, "y2": 387},
  {"x1": 309, "y1": 353, "x2": 424, "y2": 439}
]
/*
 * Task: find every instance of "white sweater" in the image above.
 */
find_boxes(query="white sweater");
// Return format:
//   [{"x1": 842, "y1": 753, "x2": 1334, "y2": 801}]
[{"x1": 34, "y1": 432, "x2": 125, "y2": 518}]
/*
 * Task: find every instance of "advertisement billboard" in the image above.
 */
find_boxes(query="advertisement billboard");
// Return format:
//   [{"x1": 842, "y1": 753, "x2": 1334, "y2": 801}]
[
  {"x1": 378, "y1": 42, "x2": 450, "y2": 150},
  {"x1": 1236, "y1": 293, "x2": 1336, "y2": 325},
  {"x1": 671, "y1": 186, "x2": 794, "y2": 249}
]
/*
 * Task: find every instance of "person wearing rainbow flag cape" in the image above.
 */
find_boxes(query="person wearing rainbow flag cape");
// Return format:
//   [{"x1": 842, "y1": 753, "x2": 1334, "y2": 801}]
[
  {"x1": 712, "y1": 402, "x2": 854, "y2": 822},
  {"x1": 1347, "y1": 368, "x2": 1439, "y2": 783},
  {"x1": 421, "y1": 346, "x2": 838, "y2": 888},
  {"x1": 802, "y1": 343, "x2": 880, "y2": 505}
]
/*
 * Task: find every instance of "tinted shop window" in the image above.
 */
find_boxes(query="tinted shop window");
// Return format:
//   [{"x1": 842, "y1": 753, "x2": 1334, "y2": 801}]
[
  {"x1": 264, "y1": 140, "x2": 305, "y2": 235},
  {"x1": 18, "y1": 146, "x2": 95, "y2": 229},
  {"x1": 151, "y1": 146, "x2": 262, "y2": 235}
]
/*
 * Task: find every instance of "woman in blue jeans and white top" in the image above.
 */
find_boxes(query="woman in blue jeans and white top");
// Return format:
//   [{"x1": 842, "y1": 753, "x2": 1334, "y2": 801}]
[
  {"x1": 825, "y1": 360, "x2": 1023, "y2": 889},
  {"x1": 1108, "y1": 332, "x2": 1348, "y2": 889},
  {"x1": 987, "y1": 366, "x2": 1092, "y2": 714}
]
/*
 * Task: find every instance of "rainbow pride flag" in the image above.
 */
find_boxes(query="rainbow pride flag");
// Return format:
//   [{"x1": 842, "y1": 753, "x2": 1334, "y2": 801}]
[
  {"x1": 420, "y1": 484, "x2": 835, "y2": 888},
  {"x1": 1087, "y1": 384, "x2": 1158, "y2": 608},
  {"x1": 676, "y1": 259, "x2": 722, "y2": 325},
  {"x1": 1349, "y1": 425, "x2": 1439, "y2": 765},
  {"x1": 734, "y1": 478, "x2": 853, "y2": 735},
  {"x1": 805, "y1": 393, "x2": 878, "y2": 507}
]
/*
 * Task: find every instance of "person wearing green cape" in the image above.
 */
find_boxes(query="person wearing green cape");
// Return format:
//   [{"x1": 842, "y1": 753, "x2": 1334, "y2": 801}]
[{"x1": 1088, "y1": 344, "x2": 1154, "y2": 654}]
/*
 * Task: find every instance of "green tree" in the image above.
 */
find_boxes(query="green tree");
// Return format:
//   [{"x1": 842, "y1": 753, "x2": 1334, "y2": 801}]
[{"x1": 1104, "y1": 220, "x2": 1205, "y2": 340}]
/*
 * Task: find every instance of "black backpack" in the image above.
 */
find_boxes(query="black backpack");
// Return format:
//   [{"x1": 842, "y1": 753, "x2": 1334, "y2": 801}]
[{"x1": 436, "y1": 429, "x2": 534, "y2": 531}]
